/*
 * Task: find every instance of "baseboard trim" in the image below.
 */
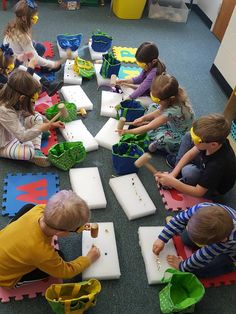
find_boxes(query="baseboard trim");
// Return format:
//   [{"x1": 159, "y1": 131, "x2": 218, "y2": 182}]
[
  {"x1": 190, "y1": 4, "x2": 212, "y2": 29},
  {"x1": 210, "y1": 64, "x2": 233, "y2": 97}
]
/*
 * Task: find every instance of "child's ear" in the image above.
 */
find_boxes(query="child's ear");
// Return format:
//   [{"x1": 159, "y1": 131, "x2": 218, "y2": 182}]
[{"x1": 19, "y1": 95, "x2": 26, "y2": 102}]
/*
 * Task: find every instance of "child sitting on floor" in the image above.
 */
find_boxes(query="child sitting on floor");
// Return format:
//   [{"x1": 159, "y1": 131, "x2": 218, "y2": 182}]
[
  {"x1": 116, "y1": 42, "x2": 166, "y2": 106},
  {"x1": 0, "y1": 70, "x2": 64, "y2": 167},
  {"x1": 4, "y1": 0, "x2": 61, "y2": 72},
  {"x1": 0, "y1": 190, "x2": 100, "y2": 288},
  {"x1": 153, "y1": 202, "x2": 236, "y2": 278},
  {"x1": 117, "y1": 73, "x2": 194, "y2": 154},
  {"x1": 0, "y1": 43, "x2": 62, "y2": 95},
  {"x1": 156, "y1": 114, "x2": 236, "y2": 197}
]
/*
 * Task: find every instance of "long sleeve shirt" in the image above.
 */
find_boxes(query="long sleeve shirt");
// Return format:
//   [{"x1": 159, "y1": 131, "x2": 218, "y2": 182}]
[
  {"x1": 0, "y1": 106, "x2": 41, "y2": 148},
  {"x1": 4, "y1": 31, "x2": 56, "y2": 68},
  {"x1": 130, "y1": 68, "x2": 157, "y2": 99},
  {"x1": 158, "y1": 202, "x2": 236, "y2": 272},
  {"x1": 0, "y1": 205, "x2": 91, "y2": 288}
]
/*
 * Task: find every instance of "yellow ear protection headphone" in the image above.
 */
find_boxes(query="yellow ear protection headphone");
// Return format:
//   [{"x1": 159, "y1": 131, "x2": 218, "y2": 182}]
[
  {"x1": 31, "y1": 15, "x2": 38, "y2": 24},
  {"x1": 136, "y1": 60, "x2": 146, "y2": 69},
  {"x1": 190, "y1": 127, "x2": 202, "y2": 145},
  {"x1": 150, "y1": 93, "x2": 160, "y2": 104}
]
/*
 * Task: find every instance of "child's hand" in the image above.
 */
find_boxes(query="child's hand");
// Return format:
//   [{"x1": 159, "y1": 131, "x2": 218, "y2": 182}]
[
  {"x1": 28, "y1": 57, "x2": 38, "y2": 69},
  {"x1": 51, "y1": 121, "x2": 65, "y2": 129},
  {"x1": 154, "y1": 172, "x2": 176, "y2": 187},
  {"x1": 152, "y1": 239, "x2": 165, "y2": 255},
  {"x1": 86, "y1": 245, "x2": 100, "y2": 263},
  {"x1": 52, "y1": 60, "x2": 61, "y2": 69},
  {"x1": 132, "y1": 117, "x2": 144, "y2": 126},
  {"x1": 116, "y1": 129, "x2": 126, "y2": 136},
  {"x1": 167, "y1": 255, "x2": 183, "y2": 269},
  {"x1": 116, "y1": 79, "x2": 132, "y2": 86}
]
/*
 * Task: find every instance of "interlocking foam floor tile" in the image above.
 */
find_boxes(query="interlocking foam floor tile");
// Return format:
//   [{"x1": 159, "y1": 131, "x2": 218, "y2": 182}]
[
  {"x1": 42, "y1": 41, "x2": 54, "y2": 58},
  {"x1": 138, "y1": 226, "x2": 177, "y2": 285},
  {"x1": 112, "y1": 46, "x2": 137, "y2": 63},
  {"x1": 159, "y1": 187, "x2": 211, "y2": 211},
  {"x1": 41, "y1": 129, "x2": 58, "y2": 156},
  {"x1": 2, "y1": 173, "x2": 60, "y2": 217},
  {"x1": 82, "y1": 222, "x2": 121, "y2": 280},
  {"x1": 118, "y1": 66, "x2": 142, "y2": 79},
  {"x1": 0, "y1": 276, "x2": 62, "y2": 303},
  {"x1": 35, "y1": 92, "x2": 61, "y2": 114},
  {"x1": 173, "y1": 235, "x2": 236, "y2": 288},
  {"x1": 109, "y1": 174, "x2": 156, "y2": 220},
  {"x1": 36, "y1": 71, "x2": 56, "y2": 82}
]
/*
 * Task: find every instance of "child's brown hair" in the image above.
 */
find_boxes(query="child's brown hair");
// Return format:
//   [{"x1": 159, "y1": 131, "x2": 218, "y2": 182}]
[
  {"x1": 0, "y1": 70, "x2": 41, "y2": 115},
  {"x1": 151, "y1": 72, "x2": 193, "y2": 114},
  {"x1": 135, "y1": 42, "x2": 166, "y2": 75},
  {"x1": 4, "y1": 0, "x2": 38, "y2": 38},
  {"x1": 192, "y1": 113, "x2": 230, "y2": 144},
  {"x1": 187, "y1": 205, "x2": 234, "y2": 245}
]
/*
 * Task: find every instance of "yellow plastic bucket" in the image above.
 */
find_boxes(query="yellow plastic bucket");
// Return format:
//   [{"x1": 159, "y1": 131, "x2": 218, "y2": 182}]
[{"x1": 113, "y1": 0, "x2": 147, "y2": 19}]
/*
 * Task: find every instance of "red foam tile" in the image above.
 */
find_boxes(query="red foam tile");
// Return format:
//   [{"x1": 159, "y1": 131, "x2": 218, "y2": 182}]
[
  {"x1": 159, "y1": 187, "x2": 211, "y2": 211},
  {"x1": 42, "y1": 41, "x2": 54, "y2": 58},
  {"x1": 41, "y1": 129, "x2": 58, "y2": 156},
  {"x1": 173, "y1": 235, "x2": 236, "y2": 288},
  {"x1": 51, "y1": 92, "x2": 61, "y2": 105}
]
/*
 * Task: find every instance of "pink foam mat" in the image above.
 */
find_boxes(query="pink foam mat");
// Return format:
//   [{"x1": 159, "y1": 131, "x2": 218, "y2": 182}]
[
  {"x1": 159, "y1": 187, "x2": 211, "y2": 211},
  {"x1": 173, "y1": 235, "x2": 236, "y2": 288},
  {"x1": 35, "y1": 92, "x2": 61, "y2": 114}
]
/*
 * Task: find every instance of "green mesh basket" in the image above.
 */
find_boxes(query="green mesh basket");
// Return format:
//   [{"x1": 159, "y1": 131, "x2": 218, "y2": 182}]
[
  {"x1": 45, "y1": 102, "x2": 77, "y2": 123},
  {"x1": 48, "y1": 142, "x2": 86, "y2": 171}
]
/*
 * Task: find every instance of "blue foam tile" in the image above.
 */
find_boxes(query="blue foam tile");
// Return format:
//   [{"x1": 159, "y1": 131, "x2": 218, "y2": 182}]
[{"x1": 2, "y1": 173, "x2": 60, "y2": 217}]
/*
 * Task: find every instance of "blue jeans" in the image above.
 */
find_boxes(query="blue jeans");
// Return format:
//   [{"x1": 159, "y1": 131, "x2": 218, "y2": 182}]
[
  {"x1": 33, "y1": 41, "x2": 46, "y2": 57},
  {"x1": 181, "y1": 231, "x2": 235, "y2": 278}
]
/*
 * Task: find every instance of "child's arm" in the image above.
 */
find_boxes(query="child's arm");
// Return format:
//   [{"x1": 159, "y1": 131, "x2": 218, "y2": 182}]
[
  {"x1": 118, "y1": 114, "x2": 167, "y2": 135},
  {"x1": 130, "y1": 69, "x2": 156, "y2": 99}
]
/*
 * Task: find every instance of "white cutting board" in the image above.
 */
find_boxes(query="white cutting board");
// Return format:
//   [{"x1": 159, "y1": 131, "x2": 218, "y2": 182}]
[
  {"x1": 64, "y1": 59, "x2": 82, "y2": 85},
  {"x1": 61, "y1": 85, "x2": 93, "y2": 110}
]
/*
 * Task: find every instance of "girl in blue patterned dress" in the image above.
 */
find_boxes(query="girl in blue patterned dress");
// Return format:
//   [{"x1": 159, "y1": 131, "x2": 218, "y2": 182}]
[{"x1": 118, "y1": 73, "x2": 194, "y2": 154}]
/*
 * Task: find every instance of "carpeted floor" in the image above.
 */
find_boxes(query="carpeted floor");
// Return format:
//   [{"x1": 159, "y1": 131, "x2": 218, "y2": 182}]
[{"x1": 0, "y1": 2, "x2": 235, "y2": 313}]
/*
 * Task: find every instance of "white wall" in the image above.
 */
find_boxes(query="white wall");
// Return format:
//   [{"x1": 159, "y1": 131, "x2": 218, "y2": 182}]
[
  {"x1": 214, "y1": 6, "x2": 236, "y2": 88},
  {"x1": 197, "y1": 0, "x2": 222, "y2": 24}
]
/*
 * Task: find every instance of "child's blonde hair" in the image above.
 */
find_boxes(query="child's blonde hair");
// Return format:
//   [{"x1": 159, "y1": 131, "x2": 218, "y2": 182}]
[
  {"x1": 187, "y1": 205, "x2": 233, "y2": 245},
  {"x1": 0, "y1": 70, "x2": 41, "y2": 115},
  {"x1": 4, "y1": 0, "x2": 38, "y2": 39},
  {"x1": 44, "y1": 190, "x2": 90, "y2": 231},
  {"x1": 151, "y1": 72, "x2": 193, "y2": 114},
  {"x1": 192, "y1": 113, "x2": 230, "y2": 144}
]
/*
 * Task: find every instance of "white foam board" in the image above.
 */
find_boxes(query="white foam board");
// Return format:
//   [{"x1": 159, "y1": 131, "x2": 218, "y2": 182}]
[
  {"x1": 61, "y1": 120, "x2": 98, "y2": 152},
  {"x1": 101, "y1": 91, "x2": 123, "y2": 118},
  {"x1": 109, "y1": 174, "x2": 156, "y2": 220},
  {"x1": 61, "y1": 85, "x2": 93, "y2": 110},
  {"x1": 88, "y1": 40, "x2": 108, "y2": 61},
  {"x1": 138, "y1": 226, "x2": 177, "y2": 285},
  {"x1": 64, "y1": 59, "x2": 82, "y2": 85},
  {"x1": 57, "y1": 42, "x2": 79, "y2": 59},
  {"x1": 82, "y1": 222, "x2": 121, "y2": 280},
  {"x1": 95, "y1": 118, "x2": 128, "y2": 150},
  {"x1": 69, "y1": 168, "x2": 107, "y2": 209},
  {"x1": 94, "y1": 64, "x2": 111, "y2": 87}
]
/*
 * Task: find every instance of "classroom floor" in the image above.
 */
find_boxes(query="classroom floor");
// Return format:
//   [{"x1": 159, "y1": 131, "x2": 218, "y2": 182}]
[{"x1": 0, "y1": 2, "x2": 235, "y2": 314}]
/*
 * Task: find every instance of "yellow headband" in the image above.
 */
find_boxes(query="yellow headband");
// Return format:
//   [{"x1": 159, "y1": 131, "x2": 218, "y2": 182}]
[
  {"x1": 150, "y1": 93, "x2": 160, "y2": 104},
  {"x1": 190, "y1": 127, "x2": 202, "y2": 144}
]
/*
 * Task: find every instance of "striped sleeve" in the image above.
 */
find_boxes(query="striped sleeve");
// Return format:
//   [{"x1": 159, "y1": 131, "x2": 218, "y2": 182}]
[
  {"x1": 179, "y1": 242, "x2": 231, "y2": 272},
  {"x1": 158, "y1": 203, "x2": 204, "y2": 243}
]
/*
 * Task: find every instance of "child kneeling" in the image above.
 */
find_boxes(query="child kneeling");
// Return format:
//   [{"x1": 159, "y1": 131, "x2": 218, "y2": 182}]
[
  {"x1": 153, "y1": 202, "x2": 236, "y2": 278},
  {"x1": 0, "y1": 190, "x2": 100, "y2": 288}
]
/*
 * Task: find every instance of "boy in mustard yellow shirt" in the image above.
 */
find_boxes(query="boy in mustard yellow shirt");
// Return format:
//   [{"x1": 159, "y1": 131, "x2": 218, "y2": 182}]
[{"x1": 0, "y1": 190, "x2": 100, "y2": 288}]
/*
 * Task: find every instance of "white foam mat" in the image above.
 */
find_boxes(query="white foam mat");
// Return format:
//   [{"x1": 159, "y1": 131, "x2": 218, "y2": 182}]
[
  {"x1": 88, "y1": 40, "x2": 108, "y2": 60},
  {"x1": 61, "y1": 85, "x2": 93, "y2": 110},
  {"x1": 61, "y1": 120, "x2": 98, "y2": 152},
  {"x1": 138, "y1": 226, "x2": 177, "y2": 285},
  {"x1": 82, "y1": 222, "x2": 121, "y2": 280},
  {"x1": 69, "y1": 168, "x2": 107, "y2": 209},
  {"x1": 94, "y1": 64, "x2": 111, "y2": 87},
  {"x1": 57, "y1": 42, "x2": 79, "y2": 59},
  {"x1": 95, "y1": 118, "x2": 128, "y2": 150},
  {"x1": 101, "y1": 91, "x2": 123, "y2": 118},
  {"x1": 109, "y1": 174, "x2": 156, "y2": 220},
  {"x1": 64, "y1": 60, "x2": 82, "y2": 85}
]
